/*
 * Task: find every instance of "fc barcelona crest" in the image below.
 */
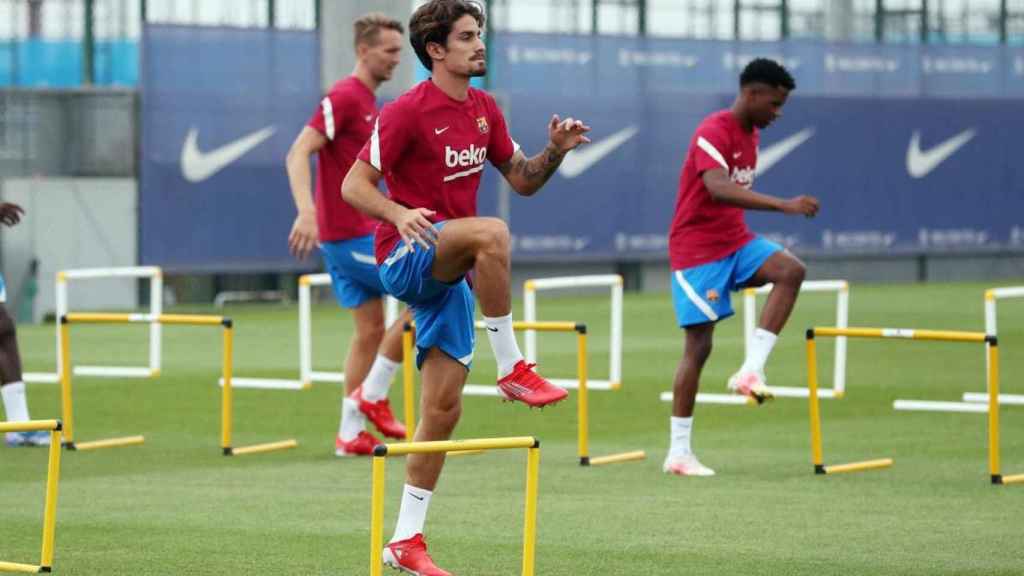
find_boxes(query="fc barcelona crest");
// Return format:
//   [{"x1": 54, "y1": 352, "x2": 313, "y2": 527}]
[{"x1": 476, "y1": 116, "x2": 489, "y2": 134}]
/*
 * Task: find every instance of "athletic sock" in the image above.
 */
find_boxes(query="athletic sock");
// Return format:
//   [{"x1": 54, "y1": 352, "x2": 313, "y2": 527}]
[
  {"x1": 361, "y1": 354, "x2": 400, "y2": 402},
  {"x1": 483, "y1": 314, "x2": 524, "y2": 378},
  {"x1": 741, "y1": 328, "x2": 778, "y2": 374},
  {"x1": 339, "y1": 397, "x2": 365, "y2": 442},
  {"x1": 390, "y1": 484, "x2": 433, "y2": 543},
  {"x1": 669, "y1": 416, "x2": 693, "y2": 458},
  {"x1": 1, "y1": 381, "x2": 29, "y2": 422}
]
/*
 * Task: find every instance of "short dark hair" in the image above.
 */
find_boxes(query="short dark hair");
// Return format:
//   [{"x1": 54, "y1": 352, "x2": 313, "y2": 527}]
[
  {"x1": 353, "y1": 13, "x2": 404, "y2": 51},
  {"x1": 408, "y1": 0, "x2": 485, "y2": 72},
  {"x1": 739, "y1": 58, "x2": 796, "y2": 91}
]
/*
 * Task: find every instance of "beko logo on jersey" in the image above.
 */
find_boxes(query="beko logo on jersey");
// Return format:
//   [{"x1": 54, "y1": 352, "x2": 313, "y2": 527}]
[
  {"x1": 731, "y1": 166, "x2": 754, "y2": 188},
  {"x1": 445, "y1": 145, "x2": 487, "y2": 168}
]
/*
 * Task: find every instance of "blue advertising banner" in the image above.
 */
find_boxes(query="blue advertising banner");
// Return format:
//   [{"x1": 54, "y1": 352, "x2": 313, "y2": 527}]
[{"x1": 140, "y1": 25, "x2": 319, "y2": 271}]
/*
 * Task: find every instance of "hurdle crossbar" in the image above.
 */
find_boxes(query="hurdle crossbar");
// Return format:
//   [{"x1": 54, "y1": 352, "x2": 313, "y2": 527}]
[
  {"x1": 0, "y1": 420, "x2": 63, "y2": 574},
  {"x1": 523, "y1": 275, "x2": 622, "y2": 391},
  {"x1": 807, "y1": 326, "x2": 1019, "y2": 485},
  {"x1": 745, "y1": 280, "x2": 849, "y2": 398},
  {"x1": 402, "y1": 321, "x2": 645, "y2": 466},
  {"x1": 370, "y1": 437, "x2": 540, "y2": 576},
  {"x1": 59, "y1": 314, "x2": 297, "y2": 456}
]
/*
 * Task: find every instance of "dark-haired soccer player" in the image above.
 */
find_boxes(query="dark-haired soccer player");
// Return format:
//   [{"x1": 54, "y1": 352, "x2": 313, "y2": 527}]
[
  {"x1": 664, "y1": 58, "x2": 819, "y2": 477},
  {"x1": 342, "y1": 1, "x2": 590, "y2": 573},
  {"x1": 285, "y1": 13, "x2": 410, "y2": 456}
]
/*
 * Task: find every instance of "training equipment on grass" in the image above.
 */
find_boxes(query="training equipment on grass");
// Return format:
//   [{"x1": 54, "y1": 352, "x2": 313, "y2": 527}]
[
  {"x1": 807, "y1": 326, "x2": 1022, "y2": 485},
  {"x1": 226, "y1": 273, "x2": 400, "y2": 390},
  {"x1": 523, "y1": 275, "x2": 622, "y2": 391},
  {"x1": 402, "y1": 321, "x2": 645, "y2": 466},
  {"x1": 961, "y1": 287, "x2": 1024, "y2": 406},
  {"x1": 0, "y1": 419, "x2": 63, "y2": 574},
  {"x1": 59, "y1": 313, "x2": 297, "y2": 456},
  {"x1": 692, "y1": 279, "x2": 850, "y2": 406},
  {"x1": 24, "y1": 266, "x2": 163, "y2": 384},
  {"x1": 369, "y1": 436, "x2": 541, "y2": 576}
]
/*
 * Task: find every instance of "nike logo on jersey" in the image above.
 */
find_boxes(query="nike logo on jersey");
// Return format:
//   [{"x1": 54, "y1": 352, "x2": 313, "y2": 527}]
[
  {"x1": 905, "y1": 129, "x2": 976, "y2": 179},
  {"x1": 365, "y1": 114, "x2": 373, "y2": 123},
  {"x1": 180, "y1": 126, "x2": 276, "y2": 183},
  {"x1": 435, "y1": 126, "x2": 450, "y2": 135},
  {"x1": 755, "y1": 128, "x2": 815, "y2": 177},
  {"x1": 732, "y1": 151, "x2": 742, "y2": 159},
  {"x1": 558, "y1": 125, "x2": 639, "y2": 178}
]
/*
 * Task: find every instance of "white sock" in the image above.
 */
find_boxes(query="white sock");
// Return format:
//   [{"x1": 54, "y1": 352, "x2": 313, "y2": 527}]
[
  {"x1": 390, "y1": 484, "x2": 433, "y2": 543},
  {"x1": 339, "y1": 397, "x2": 365, "y2": 442},
  {"x1": 741, "y1": 328, "x2": 778, "y2": 374},
  {"x1": 361, "y1": 355, "x2": 400, "y2": 402},
  {"x1": 483, "y1": 314, "x2": 524, "y2": 378},
  {"x1": 669, "y1": 416, "x2": 693, "y2": 458},
  {"x1": 1, "y1": 381, "x2": 30, "y2": 422}
]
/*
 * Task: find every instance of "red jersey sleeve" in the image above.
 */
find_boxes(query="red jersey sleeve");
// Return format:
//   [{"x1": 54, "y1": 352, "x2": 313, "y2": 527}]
[
  {"x1": 357, "y1": 101, "x2": 412, "y2": 173},
  {"x1": 307, "y1": 93, "x2": 345, "y2": 141},
  {"x1": 692, "y1": 122, "x2": 732, "y2": 176},
  {"x1": 485, "y1": 98, "x2": 518, "y2": 167}
]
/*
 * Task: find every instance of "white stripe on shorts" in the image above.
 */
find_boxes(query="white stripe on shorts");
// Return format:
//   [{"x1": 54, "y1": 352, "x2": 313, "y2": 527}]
[
  {"x1": 674, "y1": 270, "x2": 719, "y2": 322},
  {"x1": 350, "y1": 251, "x2": 377, "y2": 265}
]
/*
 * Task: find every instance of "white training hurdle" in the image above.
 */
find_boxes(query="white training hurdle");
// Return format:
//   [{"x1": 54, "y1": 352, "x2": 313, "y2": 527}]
[
  {"x1": 895, "y1": 286, "x2": 1024, "y2": 412},
  {"x1": 24, "y1": 266, "x2": 163, "y2": 384},
  {"x1": 225, "y1": 273, "x2": 400, "y2": 390},
  {"x1": 522, "y1": 274, "x2": 622, "y2": 391},
  {"x1": 680, "y1": 279, "x2": 850, "y2": 406}
]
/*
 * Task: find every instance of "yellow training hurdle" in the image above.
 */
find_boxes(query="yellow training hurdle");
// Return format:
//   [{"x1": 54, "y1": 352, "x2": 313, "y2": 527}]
[
  {"x1": 401, "y1": 321, "x2": 645, "y2": 466},
  {"x1": 806, "y1": 326, "x2": 1022, "y2": 485},
  {"x1": 369, "y1": 436, "x2": 541, "y2": 576},
  {"x1": 59, "y1": 313, "x2": 297, "y2": 456},
  {"x1": 0, "y1": 420, "x2": 63, "y2": 574}
]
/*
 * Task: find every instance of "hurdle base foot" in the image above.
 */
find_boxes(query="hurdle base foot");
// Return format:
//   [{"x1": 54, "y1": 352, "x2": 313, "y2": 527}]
[
  {"x1": 225, "y1": 439, "x2": 298, "y2": 456},
  {"x1": 821, "y1": 458, "x2": 894, "y2": 475},
  {"x1": 0, "y1": 561, "x2": 47, "y2": 573},
  {"x1": 814, "y1": 464, "x2": 826, "y2": 475},
  {"x1": 998, "y1": 473, "x2": 1024, "y2": 485},
  {"x1": 579, "y1": 456, "x2": 590, "y2": 466},
  {"x1": 69, "y1": 436, "x2": 145, "y2": 451},
  {"x1": 588, "y1": 450, "x2": 647, "y2": 466}
]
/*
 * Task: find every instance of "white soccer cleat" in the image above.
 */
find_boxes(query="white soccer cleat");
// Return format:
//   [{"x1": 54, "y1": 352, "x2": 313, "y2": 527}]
[
  {"x1": 663, "y1": 453, "x2": 716, "y2": 477},
  {"x1": 727, "y1": 369, "x2": 773, "y2": 404}
]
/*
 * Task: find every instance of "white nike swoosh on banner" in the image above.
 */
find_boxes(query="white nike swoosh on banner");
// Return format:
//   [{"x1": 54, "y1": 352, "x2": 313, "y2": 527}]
[
  {"x1": 558, "y1": 125, "x2": 639, "y2": 179},
  {"x1": 755, "y1": 128, "x2": 815, "y2": 176},
  {"x1": 180, "y1": 126, "x2": 276, "y2": 183},
  {"x1": 905, "y1": 129, "x2": 976, "y2": 179}
]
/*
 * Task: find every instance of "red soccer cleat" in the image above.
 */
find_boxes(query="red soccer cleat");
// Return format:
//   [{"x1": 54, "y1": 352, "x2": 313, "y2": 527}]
[
  {"x1": 351, "y1": 386, "x2": 407, "y2": 439},
  {"x1": 496, "y1": 360, "x2": 569, "y2": 408},
  {"x1": 334, "y1": 430, "x2": 382, "y2": 457},
  {"x1": 383, "y1": 534, "x2": 451, "y2": 576}
]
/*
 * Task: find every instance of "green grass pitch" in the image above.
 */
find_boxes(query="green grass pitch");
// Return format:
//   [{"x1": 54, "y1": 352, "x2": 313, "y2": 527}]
[{"x1": 3, "y1": 281, "x2": 1023, "y2": 574}]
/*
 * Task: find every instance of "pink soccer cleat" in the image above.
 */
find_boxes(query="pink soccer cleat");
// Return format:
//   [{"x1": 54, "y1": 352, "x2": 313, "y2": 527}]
[{"x1": 496, "y1": 361, "x2": 568, "y2": 408}]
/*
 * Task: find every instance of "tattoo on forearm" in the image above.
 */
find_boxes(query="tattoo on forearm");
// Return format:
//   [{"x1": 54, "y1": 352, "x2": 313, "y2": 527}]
[{"x1": 513, "y1": 145, "x2": 563, "y2": 187}]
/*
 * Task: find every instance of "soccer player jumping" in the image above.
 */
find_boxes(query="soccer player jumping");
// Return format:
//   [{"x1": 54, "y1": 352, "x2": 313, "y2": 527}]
[
  {"x1": 664, "y1": 59, "x2": 820, "y2": 477},
  {"x1": 285, "y1": 13, "x2": 410, "y2": 456},
  {"x1": 342, "y1": 1, "x2": 590, "y2": 573}
]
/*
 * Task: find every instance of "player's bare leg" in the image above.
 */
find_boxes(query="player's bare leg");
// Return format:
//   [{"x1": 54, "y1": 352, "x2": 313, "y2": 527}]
[
  {"x1": 383, "y1": 348, "x2": 465, "y2": 575},
  {"x1": 665, "y1": 323, "x2": 715, "y2": 476},
  {"x1": 1, "y1": 304, "x2": 47, "y2": 447},
  {"x1": 337, "y1": 301, "x2": 408, "y2": 455},
  {"x1": 728, "y1": 250, "x2": 807, "y2": 402},
  {"x1": 431, "y1": 217, "x2": 567, "y2": 407}
]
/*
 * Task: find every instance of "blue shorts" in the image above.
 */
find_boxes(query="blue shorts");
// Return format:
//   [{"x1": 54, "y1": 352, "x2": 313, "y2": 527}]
[
  {"x1": 671, "y1": 236, "x2": 783, "y2": 327},
  {"x1": 320, "y1": 235, "x2": 386, "y2": 309},
  {"x1": 379, "y1": 221, "x2": 475, "y2": 370}
]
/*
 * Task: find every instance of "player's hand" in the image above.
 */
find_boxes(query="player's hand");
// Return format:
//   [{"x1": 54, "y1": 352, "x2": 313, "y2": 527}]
[
  {"x1": 396, "y1": 207, "x2": 438, "y2": 252},
  {"x1": 547, "y1": 115, "x2": 592, "y2": 153},
  {"x1": 0, "y1": 202, "x2": 24, "y2": 227},
  {"x1": 288, "y1": 210, "x2": 319, "y2": 260},
  {"x1": 780, "y1": 195, "x2": 820, "y2": 218}
]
